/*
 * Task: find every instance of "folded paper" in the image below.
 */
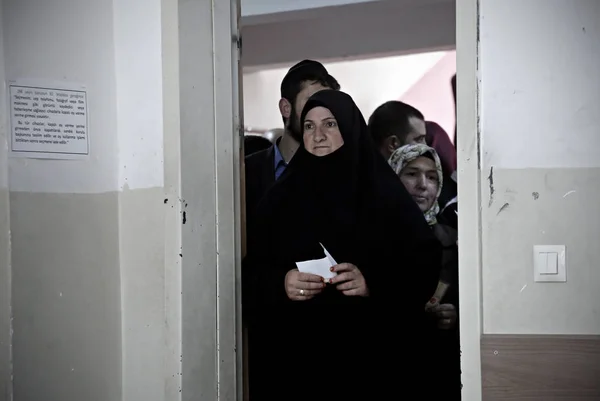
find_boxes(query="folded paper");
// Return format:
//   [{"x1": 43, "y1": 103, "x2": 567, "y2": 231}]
[{"x1": 295, "y1": 243, "x2": 338, "y2": 280}]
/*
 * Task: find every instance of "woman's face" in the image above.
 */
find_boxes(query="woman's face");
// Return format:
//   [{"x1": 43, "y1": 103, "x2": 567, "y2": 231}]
[
  {"x1": 399, "y1": 156, "x2": 439, "y2": 212},
  {"x1": 302, "y1": 106, "x2": 344, "y2": 156}
]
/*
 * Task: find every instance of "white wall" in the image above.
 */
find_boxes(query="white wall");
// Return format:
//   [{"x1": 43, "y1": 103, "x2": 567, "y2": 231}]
[
  {"x1": 4, "y1": 0, "x2": 164, "y2": 194},
  {"x1": 243, "y1": 51, "x2": 449, "y2": 131},
  {"x1": 479, "y1": 0, "x2": 600, "y2": 334},
  {"x1": 113, "y1": 1, "x2": 168, "y2": 400},
  {"x1": 114, "y1": 0, "x2": 164, "y2": 191},
  {"x1": 0, "y1": 2, "x2": 6, "y2": 192},
  {"x1": 400, "y1": 51, "x2": 456, "y2": 140},
  {"x1": 4, "y1": 0, "x2": 119, "y2": 194}
]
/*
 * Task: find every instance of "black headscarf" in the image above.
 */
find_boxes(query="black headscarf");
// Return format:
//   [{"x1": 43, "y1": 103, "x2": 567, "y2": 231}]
[
  {"x1": 245, "y1": 89, "x2": 441, "y2": 306},
  {"x1": 243, "y1": 90, "x2": 443, "y2": 400}
]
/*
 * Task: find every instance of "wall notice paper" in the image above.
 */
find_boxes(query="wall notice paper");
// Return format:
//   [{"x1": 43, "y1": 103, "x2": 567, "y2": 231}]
[
  {"x1": 295, "y1": 243, "x2": 338, "y2": 280},
  {"x1": 9, "y1": 81, "x2": 89, "y2": 159}
]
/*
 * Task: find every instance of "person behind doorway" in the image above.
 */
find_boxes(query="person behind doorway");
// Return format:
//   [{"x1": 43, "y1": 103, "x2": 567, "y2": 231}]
[
  {"x1": 389, "y1": 143, "x2": 461, "y2": 400},
  {"x1": 368, "y1": 101, "x2": 458, "y2": 229},
  {"x1": 242, "y1": 60, "x2": 339, "y2": 400},
  {"x1": 367, "y1": 100, "x2": 427, "y2": 161},
  {"x1": 244, "y1": 60, "x2": 340, "y2": 233},
  {"x1": 425, "y1": 120, "x2": 456, "y2": 177},
  {"x1": 244, "y1": 135, "x2": 272, "y2": 156},
  {"x1": 243, "y1": 90, "x2": 442, "y2": 401},
  {"x1": 425, "y1": 120, "x2": 458, "y2": 228}
]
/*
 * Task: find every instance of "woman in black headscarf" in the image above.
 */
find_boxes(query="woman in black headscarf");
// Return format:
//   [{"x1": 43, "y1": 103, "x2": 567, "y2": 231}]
[{"x1": 243, "y1": 90, "x2": 442, "y2": 401}]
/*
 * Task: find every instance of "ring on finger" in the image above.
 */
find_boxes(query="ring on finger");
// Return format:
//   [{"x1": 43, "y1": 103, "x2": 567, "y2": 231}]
[{"x1": 299, "y1": 289, "x2": 305, "y2": 296}]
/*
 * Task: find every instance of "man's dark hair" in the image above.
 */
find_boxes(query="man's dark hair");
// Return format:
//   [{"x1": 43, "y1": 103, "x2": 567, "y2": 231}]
[
  {"x1": 367, "y1": 101, "x2": 424, "y2": 147},
  {"x1": 280, "y1": 60, "x2": 340, "y2": 117}
]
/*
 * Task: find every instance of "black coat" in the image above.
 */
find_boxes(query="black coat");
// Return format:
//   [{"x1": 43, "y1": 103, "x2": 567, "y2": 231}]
[{"x1": 243, "y1": 90, "x2": 442, "y2": 401}]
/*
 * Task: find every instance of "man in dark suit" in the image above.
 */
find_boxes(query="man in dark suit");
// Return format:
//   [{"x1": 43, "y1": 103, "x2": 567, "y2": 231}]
[{"x1": 244, "y1": 60, "x2": 340, "y2": 231}]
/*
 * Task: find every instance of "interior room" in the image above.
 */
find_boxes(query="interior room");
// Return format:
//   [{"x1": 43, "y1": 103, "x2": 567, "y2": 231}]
[{"x1": 0, "y1": 0, "x2": 598, "y2": 400}]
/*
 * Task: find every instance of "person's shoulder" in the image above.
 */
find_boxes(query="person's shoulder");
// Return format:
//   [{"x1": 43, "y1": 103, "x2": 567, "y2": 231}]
[
  {"x1": 438, "y1": 203, "x2": 457, "y2": 230},
  {"x1": 245, "y1": 146, "x2": 272, "y2": 162},
  {"x1": 432, "y1": 222, "x2": 457, "y2": 246},
  {"x1": 371, "y1": 166, "x2": 411, "y2": 208},
  {"x1": 245, "y1": 146, "x2": 273, "y2": 168},
  {"x1": 367, "y1": 165, "x2": 439, "y2": 236}
]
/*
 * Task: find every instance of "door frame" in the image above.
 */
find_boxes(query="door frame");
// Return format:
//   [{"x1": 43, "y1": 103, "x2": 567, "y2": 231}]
[
  {"x1": 176, "y1": 0, "x2": 483, "y2": 399},
  {"x1": 456, "y1": 0, "x2": 483, "y2": 400},
  {"x1": 177, "y1": 0, "x2": 243, "y2": 400}
]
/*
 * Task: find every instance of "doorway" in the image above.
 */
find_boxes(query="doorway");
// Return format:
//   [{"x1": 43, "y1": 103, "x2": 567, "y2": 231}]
[{"x1": 177, "y1": 0, "x2": 481, "y2": 400}]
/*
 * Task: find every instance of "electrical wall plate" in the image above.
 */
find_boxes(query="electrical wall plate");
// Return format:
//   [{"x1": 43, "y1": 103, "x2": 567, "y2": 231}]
[{"x1": 533, "y1": 245, "x2": 566, "y2": 283}]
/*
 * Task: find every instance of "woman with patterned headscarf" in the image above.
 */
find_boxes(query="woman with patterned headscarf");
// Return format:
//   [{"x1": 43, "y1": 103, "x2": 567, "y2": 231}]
[
  {"x1": 388, "y1": 143, "x2": 462, "y2": 399},
  {"x1": 388, "y1": 143, "x2": 457, "y2": 311}
]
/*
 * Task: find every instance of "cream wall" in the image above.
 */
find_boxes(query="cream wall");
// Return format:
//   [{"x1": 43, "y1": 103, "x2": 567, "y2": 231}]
[
  {"x1": 1, "y1": 0, "x2": 175, "y2": 399},
  {"x1": 0, "y1": 0, "x2": 12, "y2": 398},
  {"x1": 3, "y1": 0, "x2": 120, "y2": 399},
  {"x1": 479, "y1": 0, "x2": 600, "y2": 335}
]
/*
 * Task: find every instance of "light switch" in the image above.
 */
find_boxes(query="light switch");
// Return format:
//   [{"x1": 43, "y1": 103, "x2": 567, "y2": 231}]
[
  {"x1": 536, "y1": 252, "x2": 549, "y2": 274},
  {"x1": 545, "y1": 252, "x2": 558, "y2": 274},
  {"x1": 533, "y1": 245, "x2": 566, "y2": 282}
]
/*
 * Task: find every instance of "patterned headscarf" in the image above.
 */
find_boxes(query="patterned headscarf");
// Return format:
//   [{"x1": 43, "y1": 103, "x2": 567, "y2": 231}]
[{"x1": 388, "y1": 144, "x2": 443, "y2": 225}]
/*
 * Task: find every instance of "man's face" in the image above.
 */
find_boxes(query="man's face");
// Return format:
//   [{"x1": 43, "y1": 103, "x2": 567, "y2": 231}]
[
  {"x1": 286, "y1": 81, "x2": 328, "y2": 142},
  {"x1": 379, "y1": 116, "x2": 427, "y2": 161},
  {"x1": 402, "y1": 116, "x2": 427, "y2": 145}
]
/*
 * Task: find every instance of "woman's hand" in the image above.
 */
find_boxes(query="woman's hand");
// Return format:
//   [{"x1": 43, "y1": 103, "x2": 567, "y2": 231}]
[
  {"x1": 329, "y1": 263, "x2": 369, "y2": 297},
  {"x1": 285, "y1": 269, "x2": 326, "y2": 301},
  {"x1": 432, "y1": 303, "x2": 457, "y2": 330}
]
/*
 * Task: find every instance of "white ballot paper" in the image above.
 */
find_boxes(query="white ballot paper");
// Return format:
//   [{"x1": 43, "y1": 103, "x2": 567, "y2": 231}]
[{"x1": 295, "y1": 243, "x2": 338, "y2": 280}]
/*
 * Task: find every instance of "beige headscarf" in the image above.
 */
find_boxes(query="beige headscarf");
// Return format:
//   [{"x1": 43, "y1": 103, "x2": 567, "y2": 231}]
[{"x1": 388, "y1": 144, "x2": 443, "y2": 225}]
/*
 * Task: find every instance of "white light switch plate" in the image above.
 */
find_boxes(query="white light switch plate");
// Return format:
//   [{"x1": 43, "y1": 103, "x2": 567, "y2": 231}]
[{"x1": 533, "y1": 245, "x2": 566, "y2": 282}]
